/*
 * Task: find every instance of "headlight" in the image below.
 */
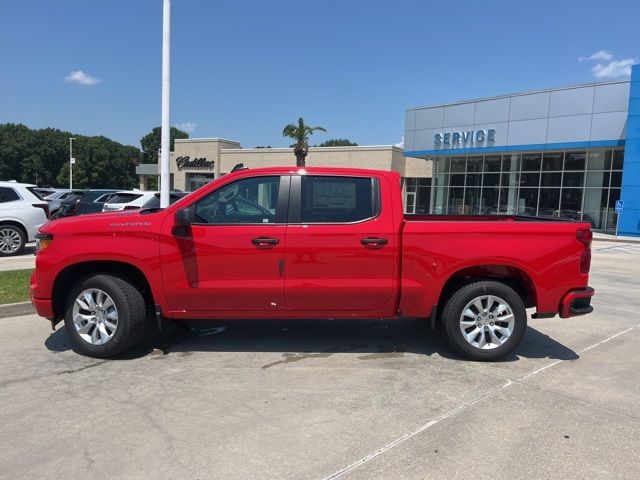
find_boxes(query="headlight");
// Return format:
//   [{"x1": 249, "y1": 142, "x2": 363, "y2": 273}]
[{"x1": 35, "y1": 233, "x2": 53, "y2": 253}]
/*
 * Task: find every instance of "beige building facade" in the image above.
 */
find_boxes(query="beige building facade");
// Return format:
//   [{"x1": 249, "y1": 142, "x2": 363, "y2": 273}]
[{"x1": 137, "y1": 138, "x2": 433, "y2": 214}]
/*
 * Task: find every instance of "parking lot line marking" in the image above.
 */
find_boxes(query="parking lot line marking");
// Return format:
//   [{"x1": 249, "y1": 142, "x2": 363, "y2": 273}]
[
  {"x1": 322, "y1": 320, "x2": 640, "y2": 480},
  {"x1": 518, "y1": 322, "x2": 640, "y2": 382},
  {"x1": 320, "y1": 380, "x2": 513, "y2": 480}
]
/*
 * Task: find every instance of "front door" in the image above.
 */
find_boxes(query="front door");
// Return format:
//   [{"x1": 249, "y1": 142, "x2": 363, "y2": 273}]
[{"x1": 161, "y1": 175, "x2": 288, "y2": 312}]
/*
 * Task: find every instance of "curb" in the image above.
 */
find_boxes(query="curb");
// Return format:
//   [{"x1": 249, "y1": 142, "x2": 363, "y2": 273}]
[
  {"x1": 593, "y1": 236, "x2": 640, "y2": 244},
  {"x1": 0, "y1": 301, "x2": 35, "y2": 318}
]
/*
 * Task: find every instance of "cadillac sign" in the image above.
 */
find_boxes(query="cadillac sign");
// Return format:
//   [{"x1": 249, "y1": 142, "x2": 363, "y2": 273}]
[
  {"x1": 434, "y1": 128, "x2": 496, "y2": 148},
  {"x1": 176, "y1": 156, "x2": 214, "y2": 169}
]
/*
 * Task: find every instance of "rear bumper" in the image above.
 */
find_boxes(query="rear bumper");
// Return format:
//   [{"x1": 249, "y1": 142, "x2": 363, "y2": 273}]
[{"x1": 559, "y1": 287, "x2": 595, "y2": 318}]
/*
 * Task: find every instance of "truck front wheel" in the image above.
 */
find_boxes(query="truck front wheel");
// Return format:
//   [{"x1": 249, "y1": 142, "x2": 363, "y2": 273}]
[
  {"x1": 441, "y1": 280, "x2": 527, "y2": 361},
  {"x1": 64, "y1": 274, "x2": 147, "y2": 358}
]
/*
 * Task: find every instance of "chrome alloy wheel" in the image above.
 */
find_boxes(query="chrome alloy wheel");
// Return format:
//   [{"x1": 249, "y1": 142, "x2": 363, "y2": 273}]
[
  {"x1": 72, "y1": 288, "x2": 118, "y2": 345},
  {"x1": 0, "y1": 228, "x2": 21, "y2": 254},
  {"x1": 459, "y1": 295, "x2": 515, "y2": 350}
]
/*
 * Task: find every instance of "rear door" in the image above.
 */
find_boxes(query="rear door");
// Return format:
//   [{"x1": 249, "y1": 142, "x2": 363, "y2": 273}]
[{"x1": 283, "y1": 174, "x2": 397, "y2": 312}]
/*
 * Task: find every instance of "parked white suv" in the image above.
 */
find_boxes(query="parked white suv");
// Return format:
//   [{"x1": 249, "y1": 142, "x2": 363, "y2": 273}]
[
  {"x1": 102, "y1": 191, "x2": 158, "y2": 212},
  {"x1": 0, "y1": 181, "x2": 49, "y2": 256}
]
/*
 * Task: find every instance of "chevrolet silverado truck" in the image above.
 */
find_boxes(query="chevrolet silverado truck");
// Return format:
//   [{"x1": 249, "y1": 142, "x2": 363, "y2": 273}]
[{"x1": 30, "y1": 167, "x2": 595, "y2": 360}]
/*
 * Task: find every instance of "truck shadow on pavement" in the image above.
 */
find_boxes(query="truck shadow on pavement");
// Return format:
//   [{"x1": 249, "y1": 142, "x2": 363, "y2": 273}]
[{"x1": 45, "y1": 318, "x2": 579, "y2": 363}]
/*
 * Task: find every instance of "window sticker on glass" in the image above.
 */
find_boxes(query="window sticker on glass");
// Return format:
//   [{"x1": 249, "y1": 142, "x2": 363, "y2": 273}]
[{"x1": 312, "y1": 182, "x2": 356, "y2": 210}]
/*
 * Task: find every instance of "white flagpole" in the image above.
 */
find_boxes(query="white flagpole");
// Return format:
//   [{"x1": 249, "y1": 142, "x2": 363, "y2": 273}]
[{"x1": 160, "y1": 0, "x2": 171, "y2": 207}]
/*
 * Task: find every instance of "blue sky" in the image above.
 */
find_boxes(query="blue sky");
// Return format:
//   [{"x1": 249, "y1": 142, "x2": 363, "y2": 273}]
[{"x1": 1, "y1": 0, "x2": 639, "y2": 149}]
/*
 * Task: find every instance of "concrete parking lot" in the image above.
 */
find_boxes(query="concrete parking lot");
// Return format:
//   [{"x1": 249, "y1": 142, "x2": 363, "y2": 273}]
[{"x1": 1, "y1": 240, "x2": 639, "y2": 479}]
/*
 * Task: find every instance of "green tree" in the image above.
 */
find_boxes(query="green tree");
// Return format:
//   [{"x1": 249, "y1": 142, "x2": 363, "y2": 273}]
[
  {"x1": 316, "y1": 138, "x2": 358, "y2": 147},
  {"x1": 140, "y1": 126, "x2": 189, "y2": 164},
  {"x1": 282, "y1": 117, "x2": 326, "y2": 167},
  {"x1": 0, "y1": 123, "x2": 140, "y2": 189}
]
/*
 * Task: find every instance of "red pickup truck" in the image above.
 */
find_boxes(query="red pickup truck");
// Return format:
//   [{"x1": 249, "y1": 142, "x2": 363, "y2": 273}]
[{"x1": 30, "y1": 167, "x2": 594, "y2": 360}]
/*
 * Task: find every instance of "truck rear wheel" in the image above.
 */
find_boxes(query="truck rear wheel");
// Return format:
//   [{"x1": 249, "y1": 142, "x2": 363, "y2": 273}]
[
  {"x1": 64, "y1": 274, "x2": 147, "y2": 358},
  {"x1": 441, "y1": 280, "x2": 527, "y2": 361}
]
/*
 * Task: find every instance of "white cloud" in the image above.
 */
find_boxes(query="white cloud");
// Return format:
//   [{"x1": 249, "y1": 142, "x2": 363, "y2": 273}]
[
  {"x1": 394, "y1": 136, "x2": 404, "y2": 148},
  {"x1": 579, "y1": 51, "x2": 635, "y2": 79},
  {"x1": 64, "y1": 70, "x2": 101, "y2": 86},
  {"x1": 175, "y1": 121, "x2": 197, "y2": 133},
  {"x1": 579, "y1": 50, "x2": 613, "y2": 62},
  {"x1": 592, "y1": 59, "x2": 635, "y2": 79}
]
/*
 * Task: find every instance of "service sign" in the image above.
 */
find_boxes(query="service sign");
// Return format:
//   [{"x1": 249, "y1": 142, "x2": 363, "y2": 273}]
[{"x1": 434, "y1": 128, "x2": 496, "y2": 149}]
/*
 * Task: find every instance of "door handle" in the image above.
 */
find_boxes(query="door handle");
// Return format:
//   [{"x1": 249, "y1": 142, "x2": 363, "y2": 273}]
[
  {"x1": 360, "y1": 237, "x2": 388, "y2": 247},
  {"x1": 252, "y1": 237, "x2": 279, "y2": 247}
]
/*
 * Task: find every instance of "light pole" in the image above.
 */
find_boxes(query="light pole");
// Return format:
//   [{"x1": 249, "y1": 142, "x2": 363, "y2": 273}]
[
  {"x1": 69, "y1": 137, "x2": 76, "y2": 189},
  {"x1": 160, "y1": 0, "x2": 171, "y2": 207}
]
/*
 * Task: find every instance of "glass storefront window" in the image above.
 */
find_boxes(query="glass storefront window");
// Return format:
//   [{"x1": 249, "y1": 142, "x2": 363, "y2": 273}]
[
  {"x1": 586, "y1": 171, "x2": 610, "y2": 188},
  {"x1": 435, "y1": 158, "x2": 449, "y2": 173},
  {"x1": 448, "y1": 188, "x2": 464, "y2": 214},
  {"x1": 583, "y1": 188, "x2": 609, "y2": 229},
  {"x1": 435, "y1": 173, "x2": 449, "y2": 187},
  {"x1": 606, "y1": 189, "x2": 621, "y2": 230},
  {"x1": 611, "y1": 171, "x2": 622, "y2": 188},
  {"x1": 562, "y1": 172, "x2": 584, "y2": 188},
  {"x1": 522, "y1": 154, "x2": 542, "y2": 171},
  {"x1": 541, "y1": 172, "x2": 562, "y2": 187},
  {"x1": 517, "y1": 188, "x2": 538, "y2": 215},
  {"x1": 520, "y1": 172, "x2": 540, "y2": 187},
  {"x1": 588, "y1": 150, "x2": 612, "y2": 170},
  {"x1": 502, "y1": 154, "x2": 520, "y2": 172},
  {"x1": 564, "y1": 151, "x2": 586, "y2": 170},
  {"x1": 560, "y1": 189, "x2": 583, "y2": 219},
  {"x1": 481, "y1": 187, "x2": 499, "y2": 214},
  {"x1": 428, "y1": 148, "x2": 623, "y2": 232},
  {"x1": 466, "y1": 174, "x2": 481, "y2": 187},
  {"x1": 450, "y1": 174, "x2": 465, "y2": 186},
  {"x1": 465, "y1": 188, "x2": 481, "y2": 214},
  {"x1": 485, "y1": 156, "x2": 501, "y2": 172},
  {"x1": 501, "y1": 171, "x2": 520, "y2": 187},
  {"x1": 499, "y1": 188, "x2": 518, "y2": 214},
  {"x1": 451, "y1": 157, "x2": 466, "y2": 172},
  {"x1": 612, "y1": 150, "x2": 624, "y2": 170},
  {"x1": 542, "y1": 152, "x2": 563, "y2": 171},
  {"x1": 483, "y1": 173, "x2": 500, "y2": 187},
  {"x1": 467, "y1": 157, "x2": 483, "y2": 172},
  {"x1": 538, "y1": 188, "x2": 560, "y2": 217}
]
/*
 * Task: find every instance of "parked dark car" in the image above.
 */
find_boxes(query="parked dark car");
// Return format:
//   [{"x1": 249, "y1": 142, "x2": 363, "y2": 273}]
[
  {"x1": 140, "y1": 191, "x2": 190, "y2": 210},
  {"x1": 55, "y1": 190, "x2": 117, "y2": 218}
]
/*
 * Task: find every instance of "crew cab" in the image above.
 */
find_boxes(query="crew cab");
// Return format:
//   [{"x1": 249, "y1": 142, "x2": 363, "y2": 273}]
[{"x1": 30, "y1": 167, "x2": 594, "y2": 360}]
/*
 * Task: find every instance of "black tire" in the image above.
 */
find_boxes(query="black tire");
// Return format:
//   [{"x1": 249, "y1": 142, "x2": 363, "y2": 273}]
[
  {"x1": 64, "y1": 274, "x2": 148, "y2": 358},
  {"x1": 441, "y1": 280, "x2": 527, "y2": 361},
  {"x1": 0, "y1": 224, "x2": 26, "y2": 257}
]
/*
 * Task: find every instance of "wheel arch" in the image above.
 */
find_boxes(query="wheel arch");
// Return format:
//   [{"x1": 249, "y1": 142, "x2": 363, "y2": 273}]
[
  {"x1": 0, "y1": 220, "x2": 27, "y2": 235},
  {"x1": 437, "y1": 264, "x2": 537, "y2": 315},
  {"x1": 52, "y1": 261, "x2": 155, "y2": 319}
]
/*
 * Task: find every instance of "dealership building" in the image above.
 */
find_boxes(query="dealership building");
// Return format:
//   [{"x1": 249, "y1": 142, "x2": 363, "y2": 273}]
[
  {"x1": 137, "y1": 65, "x2": 639, "y2": 235},
  {"x1": 136, "y1": 140, "x2": 432, "y2": 213},
  {"x1": 404, "y1": 64, "x2": 640, "y2": 236}
]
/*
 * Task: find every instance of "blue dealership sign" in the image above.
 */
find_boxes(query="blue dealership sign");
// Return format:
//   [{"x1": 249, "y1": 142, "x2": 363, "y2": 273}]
[{"x1": 615, "y1": 200, "x2": 624, "y2": 214}]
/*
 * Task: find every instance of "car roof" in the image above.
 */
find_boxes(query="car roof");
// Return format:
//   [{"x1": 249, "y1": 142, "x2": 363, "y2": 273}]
[{"x1": 0, "y1": 181, "x2": 36, "y2": 187}]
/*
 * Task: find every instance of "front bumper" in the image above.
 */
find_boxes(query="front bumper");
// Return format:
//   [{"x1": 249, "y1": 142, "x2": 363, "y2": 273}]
[
  {"x1": 559, "y1": 287, "x2": 595, "y2": 318},
  {"x1": 31, "y1": 297, "x2": 54, "y2": 319}
]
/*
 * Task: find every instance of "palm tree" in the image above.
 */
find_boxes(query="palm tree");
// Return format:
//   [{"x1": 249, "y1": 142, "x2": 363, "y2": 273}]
[{"x1": 282, "y1": 117, "x2": 326, "y2": 167}]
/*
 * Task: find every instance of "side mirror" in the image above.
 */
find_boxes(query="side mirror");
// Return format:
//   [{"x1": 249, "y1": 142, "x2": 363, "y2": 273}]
[{"x1": 173, "y1": 205, "x2": 195, "y2": 237}]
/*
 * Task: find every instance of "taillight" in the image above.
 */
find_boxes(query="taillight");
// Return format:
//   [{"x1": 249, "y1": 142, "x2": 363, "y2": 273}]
[
  {"x1": 576, "y1": 228, "x2": 592, "y2": 274},
  {"x1": 32, "y1": 203, "x2": 50, "y2": 218}
]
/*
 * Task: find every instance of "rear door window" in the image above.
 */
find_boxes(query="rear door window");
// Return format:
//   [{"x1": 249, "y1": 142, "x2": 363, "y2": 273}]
[
  {"x1": 0, "y1": 187, "x2": 20, "y2": 203},
  {"x1": 107, "y1": 193, "x2": 143, "y2": 204},
  {"x1": 300, "y1": 176, "x2": 378, "y2": 223}
]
